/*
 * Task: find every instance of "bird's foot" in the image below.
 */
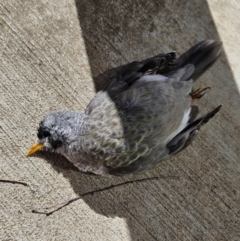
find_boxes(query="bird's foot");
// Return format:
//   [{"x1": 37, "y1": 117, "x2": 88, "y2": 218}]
[{"x1": 191, "y1": 87, "x2": 211, "y2": 101}]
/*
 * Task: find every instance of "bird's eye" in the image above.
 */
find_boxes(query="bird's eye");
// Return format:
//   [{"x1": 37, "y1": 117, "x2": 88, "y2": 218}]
[
  {"x1": 49, "y1": 138, "x2": 63, "y2": 149},
  {"x1": 37, "y1": 129, "x2": 50, "y2": 139}
]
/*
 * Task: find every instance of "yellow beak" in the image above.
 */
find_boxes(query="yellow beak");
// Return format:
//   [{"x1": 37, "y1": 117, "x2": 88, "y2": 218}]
[{"x1": 26, "y1": 143, "x2": 44, "y2": 156}]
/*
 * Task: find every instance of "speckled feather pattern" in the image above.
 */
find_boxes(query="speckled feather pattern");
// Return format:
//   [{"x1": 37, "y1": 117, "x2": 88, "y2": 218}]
[{"x1": 36, "y1": 40, "x2": 222, "y2": 175}]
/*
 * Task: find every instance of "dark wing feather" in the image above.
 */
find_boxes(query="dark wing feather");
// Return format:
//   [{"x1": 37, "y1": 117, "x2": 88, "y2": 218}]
[
  {"x1": 166, "y1": 105, "x2": 222, "y2": 155},
  {"x1": 106, "y1": 40, "x2": 222, "y2": 99},
  {"x1": 170, "y1": 40, "x2": 222, "y2": 81},
  {"x1": 106, "y1": 52, "x2": 176, "y2": 98}
]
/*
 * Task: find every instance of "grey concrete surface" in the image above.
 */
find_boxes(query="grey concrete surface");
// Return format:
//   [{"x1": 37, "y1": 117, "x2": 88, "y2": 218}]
[{"x1": 1, "y1": 0, "x2": 240, "y2": 240}]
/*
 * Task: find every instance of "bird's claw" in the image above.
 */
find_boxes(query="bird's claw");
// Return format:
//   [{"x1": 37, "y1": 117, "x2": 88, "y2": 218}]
[{"x1": 191, "y1": 87, "x2": 211, "y2": 101}]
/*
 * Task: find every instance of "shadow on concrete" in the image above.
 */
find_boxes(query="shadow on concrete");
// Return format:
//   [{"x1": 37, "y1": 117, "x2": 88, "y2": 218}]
[{"x1": 37, "y1": 0, "x2": 240, "y2": 240}]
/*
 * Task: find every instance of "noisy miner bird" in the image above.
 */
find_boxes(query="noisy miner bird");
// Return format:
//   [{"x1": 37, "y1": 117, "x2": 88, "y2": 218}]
[{"x1": 27, "y1": 40, "x2": 222, "y2": 175}]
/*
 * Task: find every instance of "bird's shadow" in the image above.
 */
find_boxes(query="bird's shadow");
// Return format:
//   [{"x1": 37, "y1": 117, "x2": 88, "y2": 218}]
[
  {"x1": 33, "y1": 145, "x2": 172, "y2": 218},
  {"x1": 34, "y1": 0, "x2": 239, "y2": 240}
]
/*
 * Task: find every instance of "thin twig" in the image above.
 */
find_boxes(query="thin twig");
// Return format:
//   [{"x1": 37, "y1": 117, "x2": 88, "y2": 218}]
[
  {"x1": 0, "y1": 179, "x2": 28, "y2": 186},
  {"x1": 32, "y1": 175, "x2": 178, "y2": 216}
]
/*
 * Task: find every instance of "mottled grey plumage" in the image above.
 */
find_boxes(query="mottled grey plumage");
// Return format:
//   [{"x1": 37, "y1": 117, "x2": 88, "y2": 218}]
[{"x1": 29, "y1": 40, "x2": 222, "y2": 175}]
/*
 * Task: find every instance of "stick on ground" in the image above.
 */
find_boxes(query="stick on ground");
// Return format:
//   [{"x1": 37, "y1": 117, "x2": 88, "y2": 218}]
[
  {"x1": 0, "y1": 179, "x2": 28, "y2": 186},
  {"x1": 32, "y1": 175, "x2": 178, "y2": 216}
]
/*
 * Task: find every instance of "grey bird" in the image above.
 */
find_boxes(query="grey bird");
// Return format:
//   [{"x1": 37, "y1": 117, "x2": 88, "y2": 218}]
[{"x1": 27, "y1": 40, "x2": 222, "y2": 175}]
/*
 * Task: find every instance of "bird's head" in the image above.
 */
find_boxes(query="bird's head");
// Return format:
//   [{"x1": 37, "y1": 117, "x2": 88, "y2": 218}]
[{"x1": 26, "y1": 111, "x2": 74, "y2": 156}]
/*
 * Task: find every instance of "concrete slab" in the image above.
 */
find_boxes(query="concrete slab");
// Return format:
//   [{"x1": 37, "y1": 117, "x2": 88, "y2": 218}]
[{"x1": 0, "y1": 0, "x2": 240, "y2": 240}]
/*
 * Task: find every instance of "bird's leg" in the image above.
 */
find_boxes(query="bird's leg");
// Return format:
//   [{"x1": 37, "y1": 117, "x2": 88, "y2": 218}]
[{"x1": 191, "y1": 87, "x2": 211, "y2": 102}]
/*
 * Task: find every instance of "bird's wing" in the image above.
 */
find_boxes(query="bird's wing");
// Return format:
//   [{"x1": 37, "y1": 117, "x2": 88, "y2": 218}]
[
  {"x1": 97, "y1": 104, "x2": 221, "y2": 176},
  {"x1": 84, "y1": 65, "x2": 194, "y2": 173},
  {"x1": 166, "y1": 105, "x2": 222, "y2": 156},
  {"x1": 82, "y1": 40, "x2": 222, "y2": 175},
  {"x1": 105, "y1": 52, "x2": 177, "y2": 98},
  {"x1": 105, "y1": 40, "x2": 222, "y2": 99}
]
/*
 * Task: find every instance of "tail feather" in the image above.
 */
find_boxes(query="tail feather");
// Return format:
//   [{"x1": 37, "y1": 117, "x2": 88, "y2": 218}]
[{"x1": 173, "y1": 40, "x2": 223, "y2": 81}]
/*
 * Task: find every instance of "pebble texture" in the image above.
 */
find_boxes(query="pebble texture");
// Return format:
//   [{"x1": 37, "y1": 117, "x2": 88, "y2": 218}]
[{"x1": 0, "y1": 0, "x2": 240, "y2": 240}]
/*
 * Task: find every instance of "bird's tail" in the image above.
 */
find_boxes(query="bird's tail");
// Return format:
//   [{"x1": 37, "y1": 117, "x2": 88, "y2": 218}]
[{"x1": 173, "y1": 40, "x2": 223, "y2": 82}]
